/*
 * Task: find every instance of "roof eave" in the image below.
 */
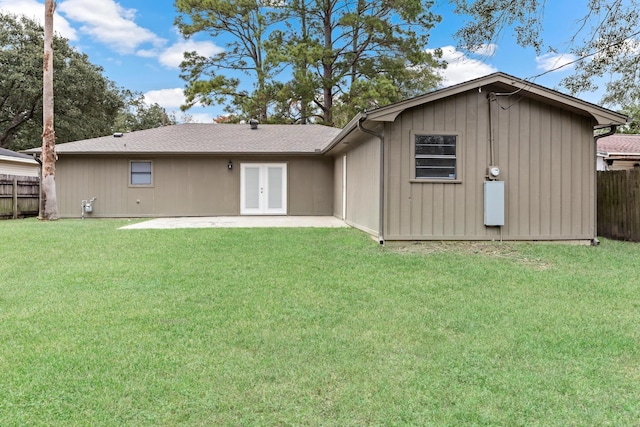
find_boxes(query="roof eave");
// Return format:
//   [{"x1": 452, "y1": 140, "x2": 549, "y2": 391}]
[
  {"x1": 48, "y1": 150, "x2": 325, "y2": 156},
  {"x1": 322, "y1": 112, "x2": 365, "y2": 154},
  {"x1": 0, "y1": 154, "x2": 39, "y2": 165}
]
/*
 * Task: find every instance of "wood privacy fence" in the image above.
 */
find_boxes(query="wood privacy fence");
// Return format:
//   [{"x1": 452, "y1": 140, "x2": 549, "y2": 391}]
[
  {"x1": 0, "y1": 174, "x2": 40, "y2": 219},
  {"x1": 597, "y1": 169, "x2": 640, "y2": 241}
]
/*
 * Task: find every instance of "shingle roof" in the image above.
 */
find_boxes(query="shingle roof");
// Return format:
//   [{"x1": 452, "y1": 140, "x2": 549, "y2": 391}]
[
  {"x1": 0, "y1": 147, "x2": 37, "y2": 161},
  {"x1": 25, "y1": 123, "x2": 342, "y2": 155},
  {"x1": 598, "y1": 134, "x2": 640, "y2": 155}
]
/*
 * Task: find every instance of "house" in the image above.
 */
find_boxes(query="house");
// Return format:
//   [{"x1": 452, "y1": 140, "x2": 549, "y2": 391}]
[
  {"x1": 26, "y1": 72, "x2": 626, "y2": 243},
  {"x1": 0, "y1": 148, "x2": 39, "y2": 177},
  {"x1": 327, "y1": 73, "x2": 626, "y2": 243},
  {"x1": 597, "y1": 134, "x2": 640, "y2": 170},
  {"x1": 25, "y1": 124, "x2": 342, "y2": 218}
]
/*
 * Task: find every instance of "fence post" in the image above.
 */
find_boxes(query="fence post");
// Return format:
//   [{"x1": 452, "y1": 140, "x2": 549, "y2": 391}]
[{"x1": 12, "y1": 175, "x2": 18, "y2": 219}]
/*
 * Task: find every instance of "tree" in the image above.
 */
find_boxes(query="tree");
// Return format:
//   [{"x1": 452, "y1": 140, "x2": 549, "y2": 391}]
[
  {"x1": 114, "y1": 90, "x2": 177, "y2": 132},
  {"x1": 617, "y1": 103, "x2": 640, "y2": 134},
  {"x1": 303, "y1": 0, "x2": 442, "y2": 126},
  {"x1": 41, "y1": 0, "x2": 58, "y2": 220},
  {"x1": 175, "y1": 0, "x2": 284, "y2": 122},
  {"x1": 0, "y1": 13, "x2": 124, "y2": 151},
  {"x1": 175, "y1": 0, "x2": 443, "y2": 126},
  {"x1": 449, "y1": 0, "x2": 640, "y2": 107}
]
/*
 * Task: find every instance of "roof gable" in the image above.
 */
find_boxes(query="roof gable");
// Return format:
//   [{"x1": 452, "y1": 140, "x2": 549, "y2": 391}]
[
  {"x1": 365, "y1": 72, "x2": 626, "y2": 125},
  {"x1": 326, "y1": 72, "x2": 627, "y2": 152}
]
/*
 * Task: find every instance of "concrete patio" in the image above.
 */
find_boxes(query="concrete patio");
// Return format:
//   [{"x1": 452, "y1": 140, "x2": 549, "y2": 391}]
[{"x1": 120, "y1": 216, "x2": 349, "y2": 230}]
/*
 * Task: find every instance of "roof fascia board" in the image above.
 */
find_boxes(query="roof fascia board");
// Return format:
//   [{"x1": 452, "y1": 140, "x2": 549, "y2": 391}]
[
  {"x1": 321, "y1": 113, "x2": 365, "y2": 154},
  {"x1": 0, "y1": 154, "x2": 38, "y2": 165},
  {"x1": 45, "y1": 151, "x2": 324, "y2": 156},
  {"x1": 323, "y1": 72, "x2": 627, "y2": 154},
  {"x1": 605, "y1": 152, "x2": 640, "y2": 156},
  {"x1": 364, "y1": 72, "x2": 627, "y2": 126}
]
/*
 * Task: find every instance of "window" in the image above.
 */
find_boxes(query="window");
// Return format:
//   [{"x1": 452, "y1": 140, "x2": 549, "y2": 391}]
[
  {"x1": 413, "y1": 133, "x2": 458, "y2": 180},
  {"x1": 130, "y1": 161, "x2": 152, "y2": 186}
]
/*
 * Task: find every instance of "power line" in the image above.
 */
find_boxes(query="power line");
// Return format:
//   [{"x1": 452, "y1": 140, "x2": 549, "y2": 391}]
[{"x1": 526, "y1": 27, "x2": 640, "y2": 80}]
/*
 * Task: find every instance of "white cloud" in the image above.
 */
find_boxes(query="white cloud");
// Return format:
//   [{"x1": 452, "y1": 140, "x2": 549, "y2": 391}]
[
  {"x1": 143, "y1": 89, "x2": 216, "y2": 123},
  {"x1": 431, "y1": 46, "x2": 498, "y2": 87},
  {"x1": 181, "y1": 112, "x2": 214, "y2": 123},
  {"x1": 471, "y1": 43, "x2": 498, "y2": 57},
  {"x1": 57, "y1": 0, "x2": 165, "y2": 54},
  {"x1": 536, "y1": 52, "x2": 578, "y2": 73},
  {"x1": 158, "y1": 39, "x2": 224, "y2": 69},
  {"x1": 143, "y1": 88, "x2": 185, "y2": 109},
  {"x1": 0, "y1": 0, "x2": 77, "y2": 40},
  {"x1": 135, "y1": 49, "x2": 158, "y2": 58}
]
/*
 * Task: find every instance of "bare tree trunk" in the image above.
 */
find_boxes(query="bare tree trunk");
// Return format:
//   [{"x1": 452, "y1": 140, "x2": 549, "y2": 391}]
[
  {"x1": 40, "y1": 0, "x2": 58, "y2": 220},
  {"x1": 322, "y1": 1, "x2": 333, "y2": 126}
]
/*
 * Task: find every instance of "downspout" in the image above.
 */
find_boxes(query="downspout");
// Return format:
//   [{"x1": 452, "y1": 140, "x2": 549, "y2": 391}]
[
  {"x1": 594, "y1": 125, "x2": 617, "y2": 142},
  {"x1": 357, "y1": 115, "x2": 385, "y2": 244},
  {"x1": 592, "y1": 125, "x2": 617, "y2": 246}
]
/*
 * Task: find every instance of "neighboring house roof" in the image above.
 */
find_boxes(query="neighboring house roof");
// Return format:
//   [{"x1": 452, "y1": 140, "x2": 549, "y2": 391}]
[
  {"x1": 326, "y1": 72, "x2": 628, "y2": 151},
  {"x1": 598, "y1": 134, "x2": 640, "y2": 157},
  {"x1": 0, "y1": 147, "x2": 38, "y2": 165},
  {"x1": 24, "y1": 123, "x2": 342, "y2": 155}
]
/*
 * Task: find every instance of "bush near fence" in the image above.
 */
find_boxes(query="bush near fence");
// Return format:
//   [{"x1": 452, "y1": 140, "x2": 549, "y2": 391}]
[
  {"x1": 597, "y1": 168, "x2": 640, "y2": 241},
  {"x1": 0, "y1": 174, "x2": 39, "y2": 219}
]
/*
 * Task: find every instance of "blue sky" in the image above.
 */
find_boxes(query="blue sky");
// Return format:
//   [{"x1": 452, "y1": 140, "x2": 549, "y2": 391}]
[{"x1": 0, "y1": 0, "x2": 601, "y2": 123}]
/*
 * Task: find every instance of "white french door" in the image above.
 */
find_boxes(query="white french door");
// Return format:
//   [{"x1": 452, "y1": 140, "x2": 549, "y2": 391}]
[{"x1": 240, "y1": 163, "x2": 287, "y2": 215}]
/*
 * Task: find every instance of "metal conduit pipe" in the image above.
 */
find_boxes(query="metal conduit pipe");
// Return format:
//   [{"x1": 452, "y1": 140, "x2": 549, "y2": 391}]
[{"x1": 357, "y1": 115, "x2": 385, "y2": 244}]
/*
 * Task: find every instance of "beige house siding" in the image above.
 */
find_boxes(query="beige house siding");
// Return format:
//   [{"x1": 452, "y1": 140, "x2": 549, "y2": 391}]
[
  {"x1": 333, "y1": 155, "x2": 344, "y2": 218},
  {"x1": 608, "y1": 160, "x2": 640, "y2": 171},
  {"x1": 0, "y1": 159, "x2": 39, "y2": 177},
  {"x1": 55, "y1": 155, "x2": 333, "y2": 218},
  {"x1": 286, "y1": 157, "x2": 334, "y2": 215},
  {"x1": 343, "y1": 135, "x2": 380, "y2": 235},
  {"x1": 383, "y1": 87, "x2": 597, "y2": 240}
]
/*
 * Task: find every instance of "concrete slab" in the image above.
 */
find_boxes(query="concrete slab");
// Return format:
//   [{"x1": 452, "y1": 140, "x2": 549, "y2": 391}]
[{"x1": 120, "y1": 216, "x2": 349, "y2": 230}]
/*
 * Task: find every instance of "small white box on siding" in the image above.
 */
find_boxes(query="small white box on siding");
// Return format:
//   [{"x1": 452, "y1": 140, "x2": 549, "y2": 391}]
[{"x1": 484, "y1": 181, "x2": 504, "y2": 226}]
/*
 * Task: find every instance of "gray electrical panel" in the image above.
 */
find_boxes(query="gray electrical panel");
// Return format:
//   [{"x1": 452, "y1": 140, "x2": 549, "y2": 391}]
[{"x1": 484, "y1": 181, "x2": 504, "y2": 226}]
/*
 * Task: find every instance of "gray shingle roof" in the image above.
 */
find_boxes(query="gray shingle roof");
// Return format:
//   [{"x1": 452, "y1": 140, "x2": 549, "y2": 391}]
[
  {"x1": 25, "y1": 123, "x2": 342, "y2": 155},
  {"x1": 0, "y1": 147, "x2": 37, "y2": 161}
]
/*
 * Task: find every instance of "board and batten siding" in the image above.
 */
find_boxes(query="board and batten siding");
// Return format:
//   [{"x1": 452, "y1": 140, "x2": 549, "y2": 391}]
[
  {"x1": 55, "y1": 155, "x2": 333, "y2": 218},
  {"x1": 384, "y1": 87, "x2": 597, "y2": 240},
  {"x1": 343, "y1": 134, "x2": 380, "y2": 235},
  {"x1": 333, "y1": 155, "x2": 344, "y2": 218}
]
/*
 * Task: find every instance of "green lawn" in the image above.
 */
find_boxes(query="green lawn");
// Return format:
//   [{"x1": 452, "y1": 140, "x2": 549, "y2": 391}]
[{"x1": 1, "y1": 219, "x2": 639, "y2": 426}]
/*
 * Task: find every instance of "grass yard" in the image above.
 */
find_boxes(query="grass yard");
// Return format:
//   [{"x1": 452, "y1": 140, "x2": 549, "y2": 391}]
[{"x1": 1, "y1": 219, "x2": 639, "y2": 426}]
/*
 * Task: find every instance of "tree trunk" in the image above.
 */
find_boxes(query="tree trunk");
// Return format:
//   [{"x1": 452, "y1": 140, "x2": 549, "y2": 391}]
[
  {"x1": 41, "y1": 0, "x2": 58, "y2": 220},
  {"x1": 299, "y1": 0, "x2": 308, "y2": 124},
  {"x1": 322, "y1": 1, "x2": 333, "y2": 126}
]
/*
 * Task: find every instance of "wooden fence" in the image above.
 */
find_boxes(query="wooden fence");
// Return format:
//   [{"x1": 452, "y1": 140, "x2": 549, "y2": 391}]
[
  {"x1": 597, "y1": 169, "x2": 640, "y2": 241},
  {"x1": 0, "y1": 174, "x2": 40, "y2": 219}
]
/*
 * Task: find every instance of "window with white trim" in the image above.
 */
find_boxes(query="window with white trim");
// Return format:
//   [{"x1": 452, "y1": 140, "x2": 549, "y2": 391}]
[
  {"x1": 130, "y1": 160, "x2": 152, "y2": 186},
  {"x1": 413, "y1": 133, "x2": 458, "y2": 180}
]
